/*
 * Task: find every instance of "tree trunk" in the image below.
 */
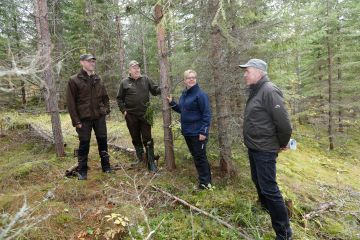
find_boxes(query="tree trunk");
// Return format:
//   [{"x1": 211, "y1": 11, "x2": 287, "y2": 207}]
[
  {"x1": 336, "y1": 21, "x2": 343, "y2": 133},
  {"x1": 35, "y1": 0, "x2": 65, "y2": 157},
  {"x1": 326, "y1": 0, "x2": 334, "y2": 150},
  {"x1": 114, "y1": 0, "x2": 126, "y2": 79},
  {"x1": 209, "y1": 0, "x2": 235, "y2": 176},
  {"x1": 141, "y1": 26, "x2": 148, "y2": 76},
  {"x1": 154, "y1": 4, "x2": 176, "y2": 170}
]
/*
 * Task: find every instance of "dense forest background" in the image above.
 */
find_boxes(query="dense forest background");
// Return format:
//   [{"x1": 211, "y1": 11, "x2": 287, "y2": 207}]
[{"x1": 0, "y1": 0, "x2": 359, "y2": 239}]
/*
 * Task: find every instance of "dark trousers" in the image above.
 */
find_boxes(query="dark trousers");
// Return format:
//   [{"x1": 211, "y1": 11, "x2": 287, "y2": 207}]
[
  {"x1": 248, "y1": 148, "x2": 292, "y2": 240},
  {"x1": 184, "y1": 136, "x2": 212, "y2": 186},
  {"x1": 125, "y1": 113, "x2": 152, "y2": 147},
  {"x1": 76, "y1": 116, "x2": 110, "y2": 173}
]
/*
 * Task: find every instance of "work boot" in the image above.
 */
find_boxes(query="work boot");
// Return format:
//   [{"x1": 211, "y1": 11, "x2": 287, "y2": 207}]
[
  {"x1": 130, "y1": 145, "x2": 144, "y2": 167},
  {"x1": 146, "y1": 139, "x2": 157, "y2": 173}
]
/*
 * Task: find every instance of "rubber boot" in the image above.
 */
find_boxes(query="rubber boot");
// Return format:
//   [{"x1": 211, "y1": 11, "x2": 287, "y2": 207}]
[
  {"x1": 146, "y1": 139, "x2": 157, "y2": 172},
  {"x1": 77, "y1": 140, "x2": 90, "y2": 180},
  {"x1": 97, "y1": 137, "x2": 111, "y2": 173},
  {"x1": 131, "y1": 145, "x2": 144, "y2": 167},
  {"x1": 77, "y1": 155, "x2": 88, "y2": 180}
]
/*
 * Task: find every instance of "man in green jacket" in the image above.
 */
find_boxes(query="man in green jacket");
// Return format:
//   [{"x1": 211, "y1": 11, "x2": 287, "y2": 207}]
[
  {"x1": 66, "y1": 54, "x2": 112, "y2": 180},
  {"x1": 240, "y1": 59, "x2": 292, "y2": 240},
  {"x1": 116, "y1": 60, "x2": 161, "y2": 172}
]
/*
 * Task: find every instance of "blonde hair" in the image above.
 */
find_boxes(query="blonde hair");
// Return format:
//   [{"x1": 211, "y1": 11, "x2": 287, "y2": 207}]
[{"x1": 183, "y1": 69, "x2": 197, "y2": 80}]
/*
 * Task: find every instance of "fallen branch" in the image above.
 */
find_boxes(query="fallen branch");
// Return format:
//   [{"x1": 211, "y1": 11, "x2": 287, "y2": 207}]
[
  {"x1": 29, "y1": 123, "x2": 66, "y2": 146},
  {"x1": 151, "y1": 185, "x2": 253, "y2": 240},
  {"x1": 108, "y1": 142, "x2": 135, "y2": 155},
  {"x1": 64, "y1": 164, "x2": 78, "y2": 177},
  {"x1": 29, "y1": 124, "x2": 54, "y2": 143},
  {"x1": 304, "y1": 202, "x2": 336, "y2": 220}
]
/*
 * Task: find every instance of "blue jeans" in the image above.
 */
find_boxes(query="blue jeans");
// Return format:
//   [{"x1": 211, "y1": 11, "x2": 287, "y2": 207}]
[
  {"x1": 184, "y1": 136, "x2": 212, "y2": 187},
  {"x1": 248, "y1": 149, "x2": 292, "y2": 240}
]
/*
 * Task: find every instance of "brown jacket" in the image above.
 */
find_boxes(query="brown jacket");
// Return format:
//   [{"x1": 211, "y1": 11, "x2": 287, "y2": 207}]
[{"x1": 66, "y1": 69, "x2": 110, "y2": 126}]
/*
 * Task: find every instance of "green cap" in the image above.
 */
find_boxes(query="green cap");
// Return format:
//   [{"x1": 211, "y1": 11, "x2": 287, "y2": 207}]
[{"x1": 129, "y1": 60, "x2": 140, "y2": 68}]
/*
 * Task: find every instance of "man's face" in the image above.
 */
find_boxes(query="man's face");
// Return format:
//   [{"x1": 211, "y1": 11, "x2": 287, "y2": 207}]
[
  {"x1": 129, "y1": 65, "x2": 141, "y2": 79},
  {"x1": 243, "y1": 67, "x2": 263, "y2": 86},
  {"x1": 184, "y1": 72, "x2": 197, "y2": 89},
  {"x1": 80, "y1": 59, "x2": 96, "y2": 73}
]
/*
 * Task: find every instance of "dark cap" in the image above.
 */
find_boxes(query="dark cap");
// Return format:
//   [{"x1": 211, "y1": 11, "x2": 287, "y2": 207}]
[
  {"x1": 239, "y1": 58, "x2": 267, "y2": 72},
  {"x1": 128, "y1": 60, "x2": 140, "y2": 68},
  {"x1": 80, "y1": 54, "x2": 96, "y2": 61}
]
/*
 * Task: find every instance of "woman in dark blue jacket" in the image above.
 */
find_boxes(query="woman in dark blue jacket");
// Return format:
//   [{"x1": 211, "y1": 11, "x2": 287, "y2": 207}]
[{"x1": 167, "y1": 69, "x2": 212, "y2": 189}]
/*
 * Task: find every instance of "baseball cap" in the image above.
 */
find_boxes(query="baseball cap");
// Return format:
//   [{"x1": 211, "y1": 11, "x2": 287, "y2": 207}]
[
  {"x1": 239, "y1": 58, "x2": 267, "y2": 72},
  {"x1": 80, "y1": 54, "x2": 96, "y2": 61},
  {"x1": 129, "y1": 60, "x2": 140, "y2": 68}
]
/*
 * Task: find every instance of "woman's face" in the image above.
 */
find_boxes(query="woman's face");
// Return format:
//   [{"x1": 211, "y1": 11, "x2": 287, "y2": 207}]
[{"x1": 184, "y1": 72, "x2": 197, "y2": 89}]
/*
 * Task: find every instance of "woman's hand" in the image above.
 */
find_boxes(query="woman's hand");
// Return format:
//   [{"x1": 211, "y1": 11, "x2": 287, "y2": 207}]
[{"x1": 199, "y1": 134, "x2": 206, "y2": 141}]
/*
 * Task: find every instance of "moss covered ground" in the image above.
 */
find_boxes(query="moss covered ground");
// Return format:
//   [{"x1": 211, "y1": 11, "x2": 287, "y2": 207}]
[{"x1": 0, "y1": 109, "x2": 359, "y2": 239}]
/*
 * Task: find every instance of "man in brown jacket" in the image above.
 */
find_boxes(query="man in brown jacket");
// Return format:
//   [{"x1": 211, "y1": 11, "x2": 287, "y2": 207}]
[
  {"x1": 116, "y1": 60, "x2": 161, "y2": 172},
  {"x1": 66, "y1": 54, "x2": 112, "y2": 180}
]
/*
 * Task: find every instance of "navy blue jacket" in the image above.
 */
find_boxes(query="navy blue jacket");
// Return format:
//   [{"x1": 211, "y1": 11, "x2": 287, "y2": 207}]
[{"x1": 169, "y1": 84, "x2": 211, "y2": 137}]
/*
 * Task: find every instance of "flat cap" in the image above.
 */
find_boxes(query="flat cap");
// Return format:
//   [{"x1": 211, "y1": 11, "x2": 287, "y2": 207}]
[
  {"x1": 80, "y1": 54, "x2": 96, "y2": 61},
  {"x1": 239, "y1": 58, "x2": 267, "y2": 72}
]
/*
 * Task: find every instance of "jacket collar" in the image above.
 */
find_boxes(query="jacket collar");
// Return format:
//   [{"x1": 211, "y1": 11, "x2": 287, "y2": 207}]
[
  {"x1": 248, "y1": 75, "x2": 269, "y2": 98},
  {"x1": 184, "y1": 83, "x2": 199, "y2": 94},
  {"x1": 128, "y1": 74, "x2": 143, "y2": 81},
  {"x1": 78, "y1": 69, "x2": 100, "y2": 81}
]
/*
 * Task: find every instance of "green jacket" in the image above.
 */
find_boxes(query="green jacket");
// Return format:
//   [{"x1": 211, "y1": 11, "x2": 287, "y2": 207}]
[
  {"x1": 243, "y1": 76, "x2": 292, "y2": 151},
  {"x1": 116, "y1": 75, "x2": 161, "y2": 116},
  {"x1": 66, "y1": 69, "x2": 110, "y2": 126}
]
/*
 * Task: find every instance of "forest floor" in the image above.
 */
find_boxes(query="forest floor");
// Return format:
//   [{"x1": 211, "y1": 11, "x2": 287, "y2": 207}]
[{"x1": 0, "y1": 107, "x2": 359, "y2": 240}]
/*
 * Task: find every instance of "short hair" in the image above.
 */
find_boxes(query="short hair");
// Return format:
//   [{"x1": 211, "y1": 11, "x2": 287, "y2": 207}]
[{"x1": 183, "y1": 69, "x2": 197, "y2": 79}]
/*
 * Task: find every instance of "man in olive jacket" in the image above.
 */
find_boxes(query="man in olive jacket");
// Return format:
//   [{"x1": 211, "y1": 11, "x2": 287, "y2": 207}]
[
  {"x1": 66, "y1": 54, "x2": 112, "y2": 180},
  {"x1": 116, "y1": 60, "x2": 161, "y2": 172},
  {"x1": 240, "y1": 59, "x2": 292, "y2": 240}
]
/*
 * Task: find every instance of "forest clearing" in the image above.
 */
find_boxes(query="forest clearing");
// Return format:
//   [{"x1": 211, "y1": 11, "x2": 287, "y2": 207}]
[{"x1": 1, "y1": 0, "x2": 359, "y2": 239}]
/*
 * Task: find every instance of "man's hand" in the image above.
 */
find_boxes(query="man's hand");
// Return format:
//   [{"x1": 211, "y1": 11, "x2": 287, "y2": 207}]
[
  {"x1": 199, "y1": 134, "x2": 206, "y2": 141},
  {"x1": 279, "y1": 147, "x2": 288, "y2": 152},
  {"x1": 124, "y1": 111, "x2": 127, "y2": 117},
  {"x1": 167, "y1": 95, "x2": 172, "y2": 103},
  {"x1": 75, "y1": 123, "x2": 82, "y2": 128}
]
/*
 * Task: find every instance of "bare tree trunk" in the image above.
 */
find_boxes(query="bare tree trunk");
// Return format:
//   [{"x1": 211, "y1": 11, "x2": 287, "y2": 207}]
[
  {"x1": 326, "y1": 0, "x2": 334, "y2": 150},
  {"x1": 336, "y1": 22, "x2": 343, "y2": 133},
  {"x1": 114, "y1": 0, "x2": 126, "y2": 79},
  {"x1": 85, "y1": 0, "x2": 96, "y2": 53},
  {"x1": 141, "y1": 26, "x2": 148, "y2": 76},
  {"x1": 209, "y1": 0, "x2": 235, "y2": 176},
  {"x1": 35, "y1": 0, "x2": 65, "y2": 157},
  {"x1": 154, "y1": 4, "x2": 175, "y2": 170}
]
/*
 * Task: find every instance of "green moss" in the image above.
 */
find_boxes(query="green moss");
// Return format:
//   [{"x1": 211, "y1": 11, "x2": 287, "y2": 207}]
[{"x1": 55, "y1": 212, "x2": 73, "y2": 225}]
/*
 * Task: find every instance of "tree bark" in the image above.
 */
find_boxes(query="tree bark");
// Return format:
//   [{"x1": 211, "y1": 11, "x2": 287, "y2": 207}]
[
  {"x1": 326, "y1": 0, "x2": 334, "y2": 150},
  {"x1": 114, "y1": 0, "x2": 126, "y2": 79},
  {"x1": 154, "y1": 4, "x2": 176, "y2": 170},
  {"x1": 141, "y1": 27, "x2": 148, "y2": 76},
  {"x1": 209, "y1": 0, "x2": 235, "y2": 176},
  {"x1": 35, "y1": 0, "x2": 65, "y2": 157}
]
